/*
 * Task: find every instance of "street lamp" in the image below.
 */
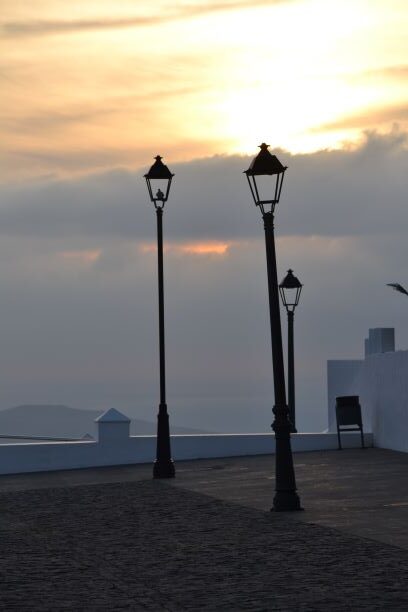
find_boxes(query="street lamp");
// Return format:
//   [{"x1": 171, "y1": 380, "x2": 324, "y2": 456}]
[
  {"x1": 144, "y1": 155, "x2": 175, "y2": 479},
  {"x1": 244, "y1": 143, "x2": 302, "y2": 511},
  {"x1": 279, "y1": 269, "x2": 303, "y2": 433}
]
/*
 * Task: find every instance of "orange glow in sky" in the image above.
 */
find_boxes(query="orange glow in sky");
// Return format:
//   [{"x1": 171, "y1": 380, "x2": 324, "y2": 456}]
[
  {"x1": 140, "y1": 241, "x2": 231, "y2": 256},
  {"x1": 180, "y1": 242, "x2": 230, "y2": 255},
  {"x1": 2, "y1": 0, "x2": 408, "y2": 181},
  {"x1": 59, "y1": 249, "x2": 102, "y2": 264}
]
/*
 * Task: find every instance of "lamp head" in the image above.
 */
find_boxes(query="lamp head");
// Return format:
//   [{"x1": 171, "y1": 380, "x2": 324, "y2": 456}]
[
  {"x1": 279, "y1": 269, "x2": 303, "y2": 312},
  {"x1": 244, "y1": 143, "x2": 287, "y2": 215},
  {"x1": 144, "y1": 155, "x2": 174, "y2": 208}
]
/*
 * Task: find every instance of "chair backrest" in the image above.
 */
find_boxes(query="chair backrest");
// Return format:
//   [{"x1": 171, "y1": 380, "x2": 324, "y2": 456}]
[{"x1": 335, "y1": 395, "x2": 362, "y2": 426}]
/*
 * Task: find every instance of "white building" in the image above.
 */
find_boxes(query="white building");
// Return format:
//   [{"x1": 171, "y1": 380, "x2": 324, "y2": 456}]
[{"x1": 327, "y1": 327, "x2": 408, "y2": 453}]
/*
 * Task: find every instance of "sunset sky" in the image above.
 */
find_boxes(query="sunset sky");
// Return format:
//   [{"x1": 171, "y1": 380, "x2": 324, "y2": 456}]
[
  {"x1": 1, "y1": 1, "x2": 408, "y2": 433},
  {"x1": 2, "y1": 0, "x2": 408, "y2": 180}
]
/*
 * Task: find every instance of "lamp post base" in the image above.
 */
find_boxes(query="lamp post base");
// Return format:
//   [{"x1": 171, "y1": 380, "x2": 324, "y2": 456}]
[
  {"x1": 272, "y1": 404, "x2": 302, "y2": 511},
  {"x1": 153, "y1": 405, "x2": 175, "y2": 479},
  {"x1": 271, "y1": 491, "x2": 303, "y2": 512},
  {"x1": 153, "y1": 459, "x2": 175, "y2": 479}
]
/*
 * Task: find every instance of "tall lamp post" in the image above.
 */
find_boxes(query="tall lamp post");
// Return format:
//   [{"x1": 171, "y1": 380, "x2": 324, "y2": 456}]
[
  {"x1": 279, "y1": 269, "x2": 303, "y2": 434},
  {"x1": 144, "y1": 155, "x2": 175, "y2": 479},
  {"x1": 244, "y1": 143, "x2": 302, "y2": 511}
]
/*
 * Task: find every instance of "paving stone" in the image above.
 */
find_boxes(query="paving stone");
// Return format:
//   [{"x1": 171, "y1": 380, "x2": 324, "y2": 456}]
[{"x1": 0, "y1": 478, "x2": 408, "y2": 610}]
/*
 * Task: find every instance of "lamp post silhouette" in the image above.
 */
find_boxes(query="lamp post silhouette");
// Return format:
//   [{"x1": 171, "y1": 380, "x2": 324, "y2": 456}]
[
  {"x1": 279, "y1": 269, "x2": 303, "y2": 434},
  {"x1": 244, "y1": 143, "x2": 302, "y2": 511},
  {"x1": 144, "y1": 155, "x2": 175, "y2": 479}
]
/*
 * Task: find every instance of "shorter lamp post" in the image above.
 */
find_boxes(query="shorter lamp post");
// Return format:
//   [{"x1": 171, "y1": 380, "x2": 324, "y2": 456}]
[
  {"x1": 244, "y1": 143, "x2": 302, "y2": 511},
  {"x1": 144, "y1": 155, "x2": 175, "y2": 479},
  {"x1": 279, "y1": 269, "x2": 303, "y2": 433}
]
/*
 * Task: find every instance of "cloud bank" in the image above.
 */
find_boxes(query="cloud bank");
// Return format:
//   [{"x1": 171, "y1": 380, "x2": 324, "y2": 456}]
[
  {"x1": 0, "y1": 130, "x2": 407, "y2": 432},
  {"x1": 3, "y1": 130, "x2": 408, "y2": 240}
]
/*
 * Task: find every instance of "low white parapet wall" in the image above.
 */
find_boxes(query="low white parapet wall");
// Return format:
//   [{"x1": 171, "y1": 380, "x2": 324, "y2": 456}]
[
  {"x1": 172, "y1": 432, "x2": 372, "y2": 460},
  {"x1": 0, "y1": 408, "x2": 373, "y2": 476}
]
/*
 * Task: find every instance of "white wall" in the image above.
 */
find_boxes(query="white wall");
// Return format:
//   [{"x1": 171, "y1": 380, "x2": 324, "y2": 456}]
[
  {"x1": 327, "y1": 348, "x2": 408, "y2": 453},
  {"x1": 360, "y1": 351, "x2": 408, "y2": 453},
  {"x1": 0, "y1": 417, "x2": 372, "y2": 476}
]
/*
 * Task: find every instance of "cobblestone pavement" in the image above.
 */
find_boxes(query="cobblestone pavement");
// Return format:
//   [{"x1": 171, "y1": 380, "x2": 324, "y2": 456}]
[
  {"x1": 169, "y1": 448, "x2": 408, "y2": 550},
  {"x1": 1, "y1": 478, "x2": 408, "y2": 611}
]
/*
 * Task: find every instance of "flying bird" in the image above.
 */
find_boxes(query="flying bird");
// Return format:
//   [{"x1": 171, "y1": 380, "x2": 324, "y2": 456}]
[{"x1": 387, "y1": 283, "x2": 408, "y2": 296}]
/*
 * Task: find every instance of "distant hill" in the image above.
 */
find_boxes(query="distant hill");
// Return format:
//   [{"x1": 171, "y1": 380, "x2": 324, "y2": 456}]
[{"x1": 0, "y1": 405, "x2": 212, "y2": 440}]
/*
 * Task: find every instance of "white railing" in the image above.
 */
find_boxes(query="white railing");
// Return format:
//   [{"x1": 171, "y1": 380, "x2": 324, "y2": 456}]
[{"x1": 0, "y1": 408, "x2": 372, "y2": 475}]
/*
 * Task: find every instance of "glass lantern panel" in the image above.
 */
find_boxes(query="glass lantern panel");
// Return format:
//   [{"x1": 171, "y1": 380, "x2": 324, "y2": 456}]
[
  {"x1": 283, "y1": 287, "x2": 298, "y2": 306},
  {"x1": 253, "y1": 174, "x2": 280, "y2": 204},
  {"x1": 149, "y1": 178, "x2": 171, "y2": 201}
]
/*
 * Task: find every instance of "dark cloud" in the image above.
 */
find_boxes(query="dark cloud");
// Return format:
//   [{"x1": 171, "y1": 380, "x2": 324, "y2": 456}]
[
  {"x1": 1, "y1": 130, "x2": 407, "y2": 241},
  {"x1": 1, "y1": 1, "x2": 288, "y2": 38}
]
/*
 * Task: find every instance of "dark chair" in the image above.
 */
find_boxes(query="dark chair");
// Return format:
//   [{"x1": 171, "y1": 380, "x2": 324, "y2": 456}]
[{"x1": 335, "y1": 395, "x2": 365, "y2": 450}]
